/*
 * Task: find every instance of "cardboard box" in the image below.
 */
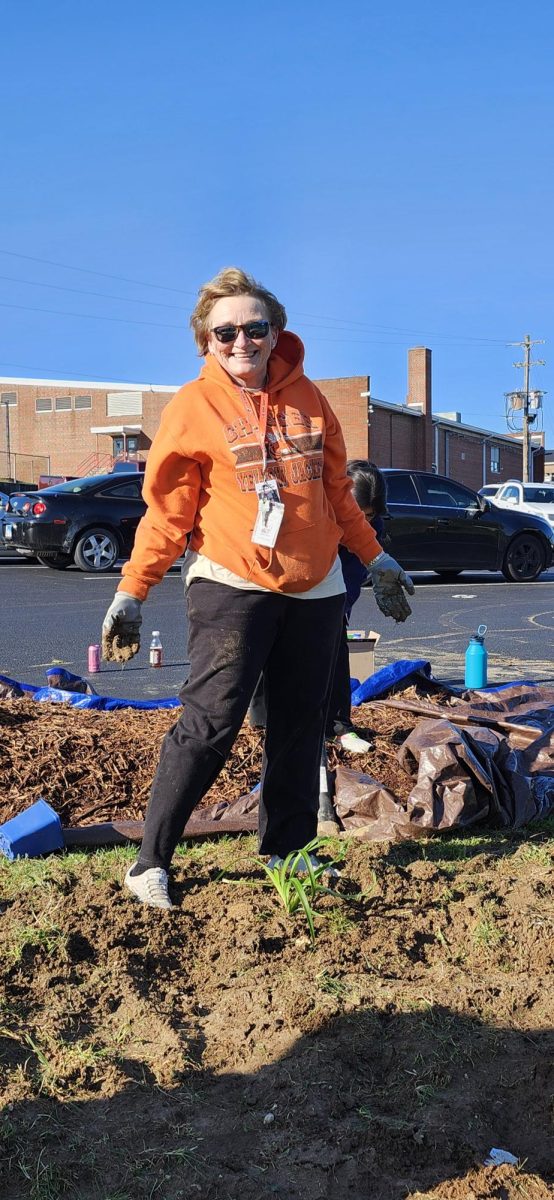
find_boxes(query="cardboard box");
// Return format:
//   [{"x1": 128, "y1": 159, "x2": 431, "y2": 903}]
[{"x1": 346, "y1": 629, "x2": 381, "y2": 680}]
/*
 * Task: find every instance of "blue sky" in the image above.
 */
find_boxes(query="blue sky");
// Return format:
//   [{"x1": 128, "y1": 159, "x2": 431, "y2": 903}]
[{"x1": 1, "y1": 0, "x2": 553, "y2": 443}]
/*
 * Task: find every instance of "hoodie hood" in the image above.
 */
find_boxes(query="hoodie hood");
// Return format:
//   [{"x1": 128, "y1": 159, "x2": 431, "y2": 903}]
[
  {"x1": 200, "y1": 330, "x2": 305, "y2": 395},
  {"x1": 119, "y1": 328, "x2": 382, "y2": 601}
]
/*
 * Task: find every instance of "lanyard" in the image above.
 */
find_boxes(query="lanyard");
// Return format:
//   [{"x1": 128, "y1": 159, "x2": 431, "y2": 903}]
[{"x1": 241, "y1": 389, "x2": 269, "y2": 474}]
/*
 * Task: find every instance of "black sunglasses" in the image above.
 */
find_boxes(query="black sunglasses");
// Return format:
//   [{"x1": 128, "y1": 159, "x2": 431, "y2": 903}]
[{"x1": 210, "y1": 320, "x2": 270, "y2": 344}]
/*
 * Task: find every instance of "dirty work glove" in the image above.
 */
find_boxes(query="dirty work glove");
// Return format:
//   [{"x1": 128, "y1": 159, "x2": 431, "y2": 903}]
[
  {"x1": 102, "y1": 592, "x2": 143, "y2": 663},
  {"x1": 367, "y1": 552, "x2": 415, "y2": 623}
]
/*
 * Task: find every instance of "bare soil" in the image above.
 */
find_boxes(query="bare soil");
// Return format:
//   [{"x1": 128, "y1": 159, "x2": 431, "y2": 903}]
[
  {"x1": 1, "y1": 687, "x2": 553, "y2": 1197},
  {"x1": 1, "y1": 825, "x2": 553, "y2": 1199}
]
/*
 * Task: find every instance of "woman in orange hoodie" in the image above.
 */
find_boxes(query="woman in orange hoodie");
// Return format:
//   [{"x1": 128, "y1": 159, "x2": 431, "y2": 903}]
[{"x1": 102, "y1": 268, "x2": 414, "y2": 908}]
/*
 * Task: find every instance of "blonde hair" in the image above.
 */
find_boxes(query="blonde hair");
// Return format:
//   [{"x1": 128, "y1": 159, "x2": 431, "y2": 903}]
[{"x1": 190, "y1": 267, "x2": 287, "y2": 354}]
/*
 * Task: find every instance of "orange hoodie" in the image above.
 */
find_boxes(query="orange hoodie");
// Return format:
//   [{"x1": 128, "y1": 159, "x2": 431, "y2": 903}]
[{"x1": 119, "y1": 332, "x2": 381, "y2": 600}]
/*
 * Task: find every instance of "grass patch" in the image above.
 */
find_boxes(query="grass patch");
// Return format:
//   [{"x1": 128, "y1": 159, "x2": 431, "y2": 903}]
[
  {"x1": 2, "y1": 919, "x2": 66, "y2": 964},
  {"x1": 0, "y1": 1026, "x2": 111, "y2": 1097},
  {"x1": 515, "y1": 842, "x2": 553, "y2": 868},
  {"x1": 326, "y1": 906, "x2": 357, "y2": 936},
  {"x1": 385, "y1": 822, "x2": 554, "y2": 872},
  {"x1": 18, "y1": 1152, "x2": 71, "y2": 1200},
  {"x1": 0, "y1": 852, "x2": 90, "y2": 900},
  {"x1": 176, "y1": 833, "x2": 256, "y2": 870},
  {"x1": 473, "y1": 916, "x2": 503, "y2": 948},
  {"x1": 317, "y1": 970, "x2": 349, "y2": 999}
]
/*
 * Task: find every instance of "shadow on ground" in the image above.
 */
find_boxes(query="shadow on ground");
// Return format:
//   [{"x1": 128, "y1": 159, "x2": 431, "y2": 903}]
[{"x1": 2, "y1": 1003, "x2": 553, "y2": 1200}]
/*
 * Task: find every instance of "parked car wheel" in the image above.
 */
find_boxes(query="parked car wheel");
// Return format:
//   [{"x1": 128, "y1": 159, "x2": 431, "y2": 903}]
[
  {"x1": 73, "y1": 528, "x2": 120, "y2": 572},
  {"x1": 36, "y1": 554, "x2": 72, "y2": 570},
  {"x1": 501, "y1": 533, "x2": 545, "y2": 583}
]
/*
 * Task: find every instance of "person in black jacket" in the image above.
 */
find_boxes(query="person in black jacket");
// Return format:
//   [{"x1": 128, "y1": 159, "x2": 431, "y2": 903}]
[{"x1": 325, "y1": 460, "x2": 388, "y2": 752}]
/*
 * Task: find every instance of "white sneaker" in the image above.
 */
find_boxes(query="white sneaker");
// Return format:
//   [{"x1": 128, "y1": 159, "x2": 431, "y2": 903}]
[
  {"x1": 267, "y1": 852, "x2": 341, "y2": 880},
  {"x1": 338, "y1": 731, "x2": 372, "y2": 753},
  {"x1": 124, "y1": 865, "x2": 173, "y2": 909}
]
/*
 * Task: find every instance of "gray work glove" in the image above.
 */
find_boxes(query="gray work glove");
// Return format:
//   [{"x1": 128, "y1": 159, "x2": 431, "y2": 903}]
[
  {"x1": 367, "y1": 552, "x2": 415, "y2": 622},
  {"x1": 102, "y1": 592, "x2": 143, "y2": 662}
]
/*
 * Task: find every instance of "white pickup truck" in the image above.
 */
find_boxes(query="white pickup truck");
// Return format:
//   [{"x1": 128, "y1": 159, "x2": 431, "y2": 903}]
[{"x1": 492, "y1": 480, "x2": 554, "y2": 528}]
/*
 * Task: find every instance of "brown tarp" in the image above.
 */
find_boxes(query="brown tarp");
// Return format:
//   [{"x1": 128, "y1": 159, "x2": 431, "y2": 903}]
[{"x1": 189, "y1": 686, "x2": 554, "y2": 844}]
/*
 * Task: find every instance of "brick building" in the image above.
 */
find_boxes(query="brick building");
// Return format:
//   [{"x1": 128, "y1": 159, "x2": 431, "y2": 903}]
[
  {"x1": 0, "y1": 347, "x2": 528, "y2": 489},
  {"x1": 302, "y1": 347, "x2": 527, "y2": 490},
  {"x1": 0, "y1": 380, "x2": 176, "y2": 484}
]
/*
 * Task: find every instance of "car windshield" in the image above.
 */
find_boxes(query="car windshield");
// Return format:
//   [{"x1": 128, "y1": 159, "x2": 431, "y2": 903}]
[{"x1": 523, "y1": 487, "x2": 554, "y2": 504}]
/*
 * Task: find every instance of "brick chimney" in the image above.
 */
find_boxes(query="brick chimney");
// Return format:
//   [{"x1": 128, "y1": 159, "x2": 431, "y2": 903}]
[{"x1": 406, "y1": 346, "x2": 433, "y2": 470}]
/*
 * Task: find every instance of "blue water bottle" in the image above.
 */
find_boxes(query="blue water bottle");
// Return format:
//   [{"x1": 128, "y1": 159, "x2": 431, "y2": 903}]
[{"x1": 464, "y1": 624, "x2": 488, "y2": 689}]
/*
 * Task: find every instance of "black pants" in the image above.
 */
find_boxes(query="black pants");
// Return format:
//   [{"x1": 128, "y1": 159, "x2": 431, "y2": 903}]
[
  {"x1": 324, "y1": 618, "x2": 353, "y2": 736},
  {"x1": 138, "y1": 580, "x2": 344, "y2": 870},
  {"x1": 248, "y1": 613, "x2": 353, "y2": 739}
]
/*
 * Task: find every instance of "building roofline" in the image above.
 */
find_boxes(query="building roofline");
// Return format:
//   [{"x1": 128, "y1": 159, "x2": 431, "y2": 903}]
[
  {"x1": 432, "y1": 414, "x2": 532, "y2": 445},
  {"x1": 361, "y1": 389, "x2": 533, "y2": 446},
  {"x1": 0, "y1": 376, "x2": 178, "y2": 392},
  {"x1": 360, "y1": 392, "x2": 421, "y2": 418}
]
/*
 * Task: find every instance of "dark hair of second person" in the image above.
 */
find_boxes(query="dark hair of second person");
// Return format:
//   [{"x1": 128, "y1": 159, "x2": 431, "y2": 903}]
[{"x1": 347, "y1": 459, "x2": 388, "y2": 517}]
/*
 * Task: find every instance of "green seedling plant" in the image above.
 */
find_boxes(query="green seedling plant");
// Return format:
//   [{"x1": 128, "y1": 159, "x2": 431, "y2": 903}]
[{"x1": 257, "y1": 838, "x2": 338, "y2": 944}]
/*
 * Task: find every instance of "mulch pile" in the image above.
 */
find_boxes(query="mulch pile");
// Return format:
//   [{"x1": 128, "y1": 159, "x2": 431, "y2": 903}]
[{"x1": 0, "y1": 687, "x2": 441, "y2": 827}]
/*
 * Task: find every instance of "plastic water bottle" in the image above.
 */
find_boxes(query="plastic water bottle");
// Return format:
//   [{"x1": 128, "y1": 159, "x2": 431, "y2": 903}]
[
  {"x1": 464, "y1": 624, "x2": 488, "y2": 688},
  {"x1": 149, "y1": 631, "x2": 163, "y2": 668}
]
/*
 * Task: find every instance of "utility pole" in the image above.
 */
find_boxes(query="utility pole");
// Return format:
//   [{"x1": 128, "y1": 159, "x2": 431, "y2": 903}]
[{"x1": 505, "y1": 335, "x2": 545, "y2": 483}]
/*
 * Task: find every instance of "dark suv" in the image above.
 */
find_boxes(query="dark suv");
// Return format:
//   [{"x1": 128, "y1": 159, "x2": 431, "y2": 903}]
[
  {"x1": 381, "y1": 470, "x2": 554, "y2": 582},
  {"x1": 1, "y1": 472, "x2": 146, "y2": 572}
]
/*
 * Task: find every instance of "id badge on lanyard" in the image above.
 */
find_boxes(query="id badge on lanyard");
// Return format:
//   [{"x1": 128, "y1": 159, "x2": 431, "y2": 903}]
[
  {"x1": 252, "y1": 479, "x2": 284, "y2": 547},
  {"x1": 241, "y1": 389, "x2": 284, "y2": 548}
]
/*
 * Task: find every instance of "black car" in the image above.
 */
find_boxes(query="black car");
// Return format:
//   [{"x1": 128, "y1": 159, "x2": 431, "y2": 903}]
[
  {"x1": 1, "y1": 473, "x2": 146, "y2": 572},
  {"x1": 381, "y1": 470, "x2": 554, "y2": 582}
]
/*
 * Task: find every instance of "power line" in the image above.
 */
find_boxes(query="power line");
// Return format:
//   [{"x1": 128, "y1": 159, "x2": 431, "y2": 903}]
[
  {"x1": 0, "y1": 248, "x2": 195, "y2": 295},
  {"x1": 0, "y1": 273, "x2": 187, "y2": 311},
  {"x1": 0, "y1": 295, "x2": 511, "y2": 349},
  {"x1": 292, "y1": 310, "x2": 508, "y2": 344},
  {"x1": 0, "y1": 300, "x2": 185, "y2": 331},
  {"x1": 0, "y1": 247, "x2": 511, "y2": 346},
  {"x1": 0, "y1": 298, "x2": 507, "y2": 350},
  {"x1": 0, "y1": 272, "x2": 498, "y2": 341}
]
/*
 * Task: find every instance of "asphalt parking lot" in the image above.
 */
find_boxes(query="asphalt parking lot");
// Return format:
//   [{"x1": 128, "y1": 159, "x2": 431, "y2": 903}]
[{"x1": 1, "y1": 554, "x2": 553, "y2": 701}]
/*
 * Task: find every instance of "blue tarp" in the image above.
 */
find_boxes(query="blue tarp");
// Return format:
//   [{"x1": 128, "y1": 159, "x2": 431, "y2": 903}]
[
  {"x1": 351, "y1": 659, "x2": 432, "y2": 706},
  {"x1": 3, "y1": 662, "x2": 436, "y2": 712},
  {"x1": 0, "y1": 672, "x2": 38, "y2": 695},
  {"x1": 2, "y1": 661, "x2": 546, "y2": 713},
  {"x1": 34, "y1": 689, "x2": 181, "y2": 711},
  {"x1": 0, "y1": 669, "x2": 180, "y2": 710}
]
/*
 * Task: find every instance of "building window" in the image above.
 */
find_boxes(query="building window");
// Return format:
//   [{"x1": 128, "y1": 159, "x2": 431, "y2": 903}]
[
  {"x1": 55, "y1": 396, "x2": 72, "y2": 412},
  {"x1": 107, "y1": 390, "x2": 142, "y2": 416},
  {"x1": 74, "y1": 394, "x2": 92, "y2": 410},
  {"x1": 0, "y1": 391, "x2": 17, "y2": 408},
  {"x1": 36, "y1": 397, "x2": 53, "y2": 413},
  {"x1": 490, "y1": 446, "x2": 500, "y2": 474}
]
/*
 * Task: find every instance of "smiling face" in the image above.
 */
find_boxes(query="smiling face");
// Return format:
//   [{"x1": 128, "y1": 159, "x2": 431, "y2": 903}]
[{"x1": 206, "y1": 295, "x2": 278, "y2": 389}]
